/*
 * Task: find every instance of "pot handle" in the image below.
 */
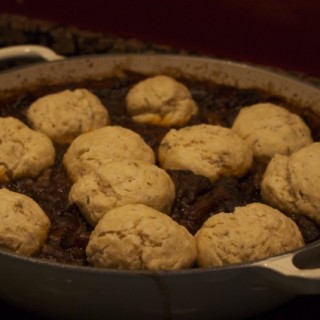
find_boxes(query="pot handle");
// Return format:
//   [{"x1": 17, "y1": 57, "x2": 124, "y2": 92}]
[
  {"x1": 0, "y1": 45, "x2": 65, "y2": 61},
  {"x1": 253, "y1": 241, "x2": 320, "y2": 294}
]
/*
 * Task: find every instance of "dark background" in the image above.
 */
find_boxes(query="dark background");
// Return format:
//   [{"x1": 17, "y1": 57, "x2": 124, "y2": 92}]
[{"x1": 1, "y1": 0, "x2": 320, "y2": 77}]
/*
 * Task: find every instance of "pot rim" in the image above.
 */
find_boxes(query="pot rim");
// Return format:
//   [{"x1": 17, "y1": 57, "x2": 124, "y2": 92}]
[
  {"x1": 0, "y1": 233, "x2": 319, "y2": 278},
  {"x1": 1, "y1": 52, "x2": 320, "y2": 114}
]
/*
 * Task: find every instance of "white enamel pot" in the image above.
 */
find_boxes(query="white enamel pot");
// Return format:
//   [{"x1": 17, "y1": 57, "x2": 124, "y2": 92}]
[{"x1": 0, "y1": 45, "x2": 320, "y2": 320}]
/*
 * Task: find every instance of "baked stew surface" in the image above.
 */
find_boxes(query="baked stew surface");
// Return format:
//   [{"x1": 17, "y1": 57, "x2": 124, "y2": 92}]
[{"x1": 1, "y1": 72, "x2": 320, "y2": 266}]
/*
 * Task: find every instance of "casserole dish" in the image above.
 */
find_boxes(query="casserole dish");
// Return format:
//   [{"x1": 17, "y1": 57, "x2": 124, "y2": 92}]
[{"x1": 0, "y1": 45, "x2": 320, "y2": 320}]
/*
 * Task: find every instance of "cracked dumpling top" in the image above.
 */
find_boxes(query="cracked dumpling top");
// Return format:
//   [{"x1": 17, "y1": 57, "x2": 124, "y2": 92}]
[
  {"x1": 126, "y1": 75, "x2": 198, "y2": 126},
  {"x1": 0, "y1": 188, "x2": 51, "y2": 256},
  {"x1": 86, "y1": 204, "x2": 197, "y2": 270},
  {"x1": 63, "y1": 126, "x2": 155, "y2": 182},
  {"x1": 195, "y1": 203, "x2": 304, "y2": 267},
  {"x1": 0, "y1": 117, "x2": 55, "y2": 182},
  {"x1": 261, "y1": 142, "x2": 320, "y2": 225},
  {"x1": 158, "y1": 124, "x2": 253, "y2": 182},
  {"x1": 69, "y1": 159, "x2": 175, "y2": 226},
  {"x1": 232, "y1": 103, "x2": 313, "y2": 160},
  {"x1": 27, "y1": 89, "x2": 110, "y2": 144}
]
